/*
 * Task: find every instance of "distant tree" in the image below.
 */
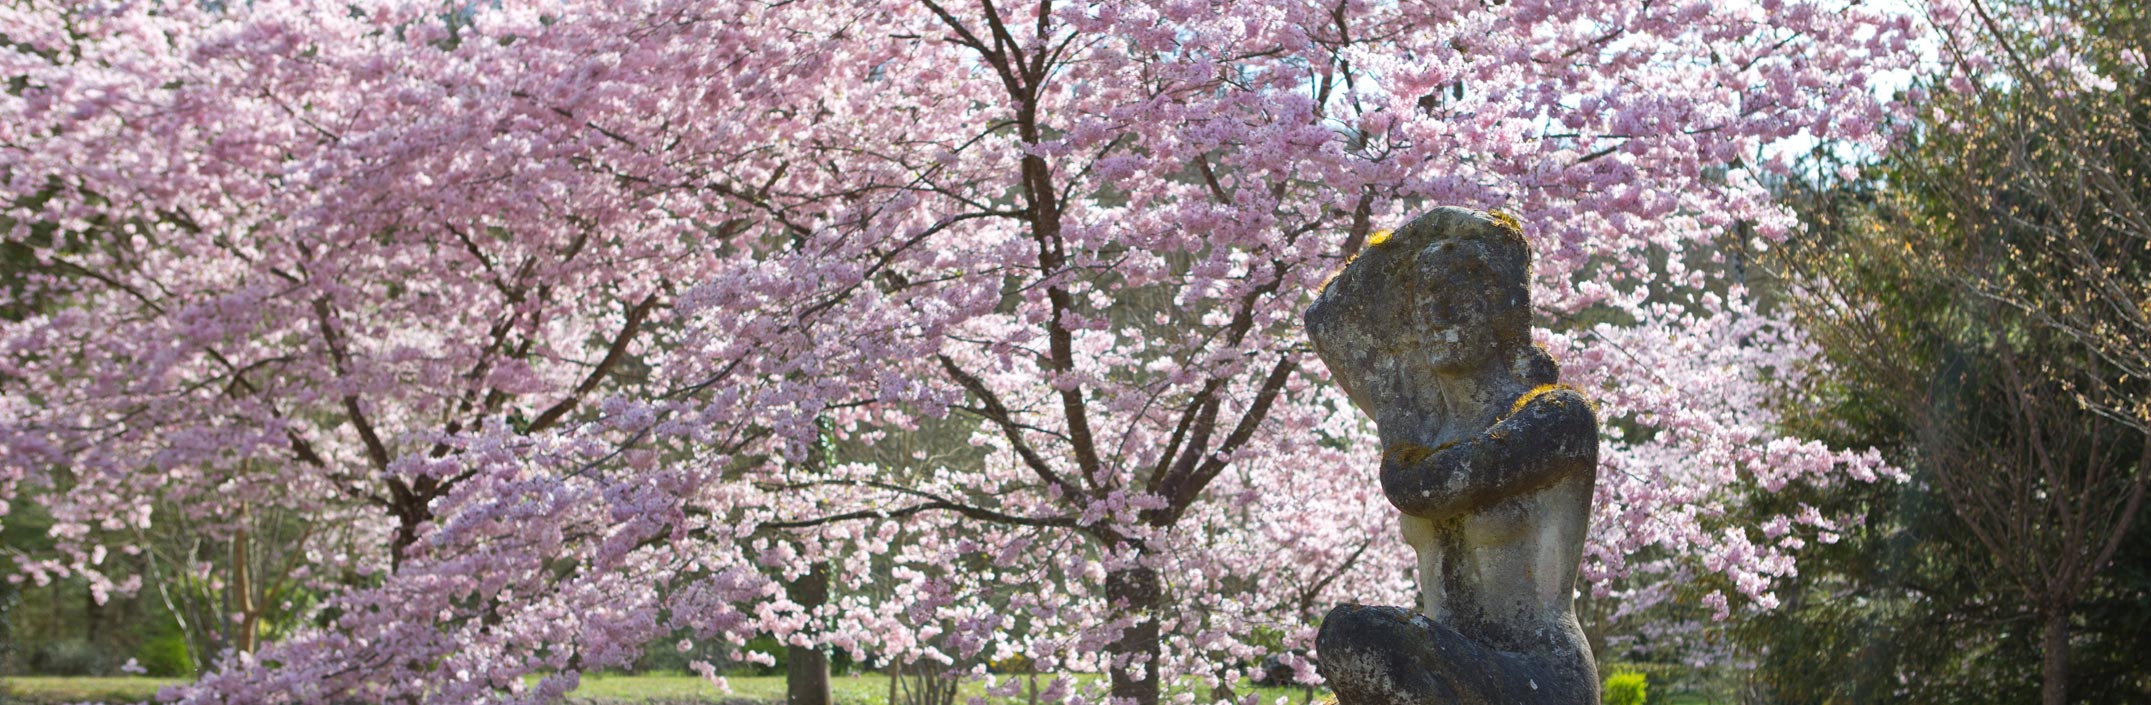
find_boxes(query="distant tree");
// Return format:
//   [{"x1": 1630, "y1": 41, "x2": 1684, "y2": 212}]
[
  {"x1": 1921, "y1": 0, "x2": 2151, "y2": 437},
  {"x1": 1906, "y1": 3, "x2": 2149, "y2": 703},
  {"x1": 1753, "y1": 1, "x2": 2151, "y2": 689},
  {"x1": 1757, "y1": 177, "x2": 2151, "y2": 704}
]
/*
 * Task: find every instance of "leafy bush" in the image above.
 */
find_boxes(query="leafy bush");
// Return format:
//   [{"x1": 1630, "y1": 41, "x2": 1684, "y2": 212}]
[
  {"x1": 0, "y1": 577, "x2": 15, "y2": 672},
  {"x1": 1604, "y1": 671, "x2": 1648, "y2": 705},
  {"x1": 987, "y1": 654, "x2": 1034, "y2": 674},
  {"x1": 137, "y1": 632, "x2": 193, "y2": 677},
  {"x1": 30, "y1": 640, "x2": 110, "y2": 676},
  {"x1": 737, "y1": 634, "x2": 786, "y2": 675}
]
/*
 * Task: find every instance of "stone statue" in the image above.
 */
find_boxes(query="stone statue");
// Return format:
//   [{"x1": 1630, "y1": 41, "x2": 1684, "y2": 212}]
[{"x1": 1304, "y1": 207, "x2": 1600, "y2": 705}]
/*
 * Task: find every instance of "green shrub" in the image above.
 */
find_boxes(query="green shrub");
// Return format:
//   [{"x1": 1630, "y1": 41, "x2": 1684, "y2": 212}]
[
  {"x1": 738, "y1": 634, "x2": 786, "y2": 675},
  {"x1": 0, "y1": 577, "x2": 15, "y2": 672},
  {"x1": 137, "y1": 632, "x2": 193, "y2": 677},
  {"x1": 1604, "y1": 671, "x2": 1647, "y2": 705},
  {"x1": 31, "y1": 639, "x2": 109, "y2": 676}
]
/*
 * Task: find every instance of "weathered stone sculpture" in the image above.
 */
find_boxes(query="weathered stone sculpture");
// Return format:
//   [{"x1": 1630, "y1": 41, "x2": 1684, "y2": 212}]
[{"x1": 1304, "y1": 207, "x2": 1600, "y2": 705}]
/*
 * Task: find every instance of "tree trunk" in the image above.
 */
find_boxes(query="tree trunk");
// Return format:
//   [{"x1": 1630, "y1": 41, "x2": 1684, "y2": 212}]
[
  {"x1": 83, "y1": 583, "x2": 102, "y2": 645},
  {"x1": 390, "y1": 499, "x2": 427, "y2": 571},
  {"x1": 2041, "y1": 607, "x2": 2069, "y2": 705},
  {"x1": 231, "y1": 522, "x2": 258, "y2": 654},
  {"x1": 1209, "y1": 668, "x2": 1237, "y2": 705},
  {"x1": 887, "y1": 657, "x2": 900, "y2": 705},
  {"x1": 786, "y1": 561, "x2": 832, "y2": 705},
  {"x1": 1106, "y1": 566, "x2": 1161, "y2": 705}
]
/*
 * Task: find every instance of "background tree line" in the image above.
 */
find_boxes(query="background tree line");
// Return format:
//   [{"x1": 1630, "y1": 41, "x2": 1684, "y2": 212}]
[{"x1": 1725, "y1": 1, "x2": 2151, "y2": 702}]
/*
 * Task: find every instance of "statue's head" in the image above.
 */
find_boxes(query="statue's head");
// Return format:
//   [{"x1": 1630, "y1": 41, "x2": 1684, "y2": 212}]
[{"x1": 1305, "y1": 207, "x2": 1553, "y2": 409}]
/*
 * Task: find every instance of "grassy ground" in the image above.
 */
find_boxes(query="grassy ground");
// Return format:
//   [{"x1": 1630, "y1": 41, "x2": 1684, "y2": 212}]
[
  {"x1": 1, "y1": 676, "x2": 185, "y2": 704},
  {"x1": 0, "y1": 674, "x2": 1319, "y2": 705},
  {"x1": 566, "y1": 673, "x2": 923, "y2": 704}
]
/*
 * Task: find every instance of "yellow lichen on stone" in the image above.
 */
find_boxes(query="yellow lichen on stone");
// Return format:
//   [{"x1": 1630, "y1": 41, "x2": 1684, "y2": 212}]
[
  {"x1": 1384, "y1": 442, "x2": 1435, "y2": 465},
  {"x1": 1319, "y1": 229, "x2": 1390, "y2": 294},
  {"x1": 1488, "y1": 208, "x2": 1523, "y2": 234},
  {"x1": 1507, "y1": 383, "x2": 1574, "y2": 418}
]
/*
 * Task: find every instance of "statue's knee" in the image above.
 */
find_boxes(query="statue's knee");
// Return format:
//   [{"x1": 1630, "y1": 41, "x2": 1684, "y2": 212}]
[
  {"x1": 1316, "y1": 605, "x2": 1433, "y2": 678},
  {"x1": 1317, "y1": 605, "x2": 1458, "y2": 705},
  {"x1": 1317, "y1": 604, "x2": 1419, "y2": 652}
]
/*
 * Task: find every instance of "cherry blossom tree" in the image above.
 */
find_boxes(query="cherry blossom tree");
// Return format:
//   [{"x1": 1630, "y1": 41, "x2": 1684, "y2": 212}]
[
  {"x1": 2, "y1": 0, "x2": 1916, "y2": 703},
  {"x1": 803, "y1": 1, "x2": 1911, "y2": 701},
  {"x1": 2, "y1": 0, "x2": 958, "y2": 696}
]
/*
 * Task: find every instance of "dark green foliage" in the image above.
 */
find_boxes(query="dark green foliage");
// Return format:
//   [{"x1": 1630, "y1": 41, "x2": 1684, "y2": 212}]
[
  {"x1": 0, "y1": 574, "x2": 16, "y2": 673},
  {"x1": 2068, "y1": 526, "x2": 2151, "y2": 696},
  {"x1": 27, "y1": 640, "x2": 110, "y2": 677},
  {"x1": 1742, "y1": 9, "x2": 2151, "y2": 693},
  {"x1": 1744, "y1": 186, "x2": 2038, "y2": 704},
  {"x1": 740, "y1": 634, "x2": 789, "y2": 675},
  {"x1": 1730, "y1": 457, "x2": 2055, "y2": 704},
  {"x1": 136, "y1": 631, "x2": 193, "y2": 678}
]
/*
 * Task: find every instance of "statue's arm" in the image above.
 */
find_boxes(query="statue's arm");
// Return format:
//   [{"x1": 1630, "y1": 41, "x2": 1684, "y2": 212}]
[{"x1": 1379, "y1": 389, "x2": 1598, "y2": 520}]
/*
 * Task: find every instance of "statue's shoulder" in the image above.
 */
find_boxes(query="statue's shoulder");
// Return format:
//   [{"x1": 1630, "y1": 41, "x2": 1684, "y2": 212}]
[
  {"x1": 1506, "y1": 384, "x2": 1594, "y2": 417},
  {"x1": 1499, "y1": 384, "x2": 1599, "y2": 451}
]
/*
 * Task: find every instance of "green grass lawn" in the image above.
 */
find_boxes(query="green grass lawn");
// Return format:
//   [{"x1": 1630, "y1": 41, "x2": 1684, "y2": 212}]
[
  {"x1": 1, "y1": 674, "x2": 1323, "y2": 705},
  {"x1": 564, "y1": 673, "x2": 908, "y2": 704},
  {"x1": 572, "y1": 673, "x2": 1320, "y2": 705},
  {"x1": 1, "y1": 676, "x2": 184, "y2": 704}
]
